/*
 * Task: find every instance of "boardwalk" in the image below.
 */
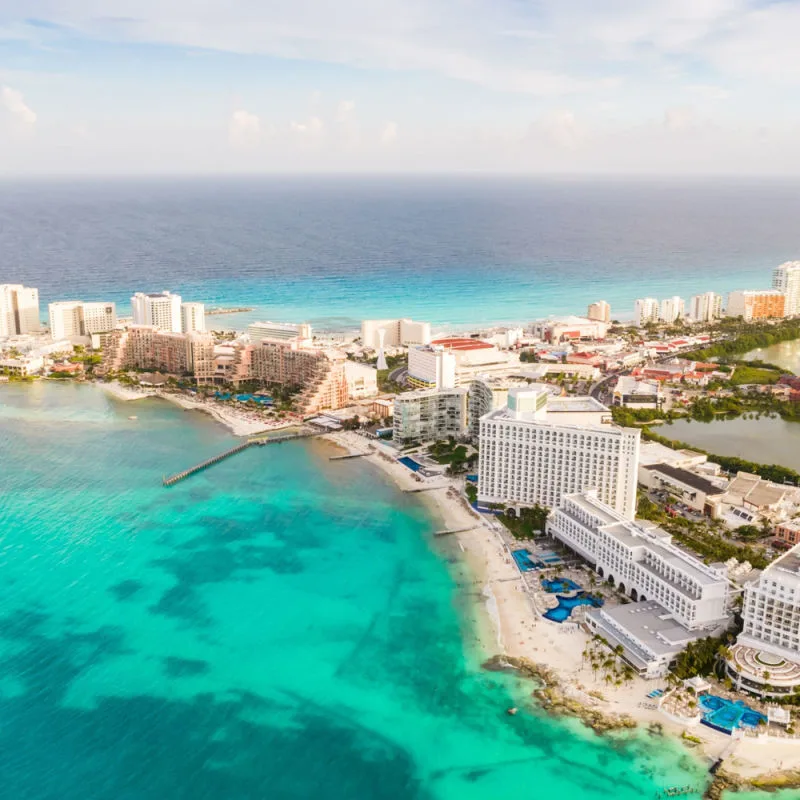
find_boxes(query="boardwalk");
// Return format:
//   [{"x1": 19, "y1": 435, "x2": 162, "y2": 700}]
[{"x1": 162, "y1": 429, "x2": 318, "y2": 486}]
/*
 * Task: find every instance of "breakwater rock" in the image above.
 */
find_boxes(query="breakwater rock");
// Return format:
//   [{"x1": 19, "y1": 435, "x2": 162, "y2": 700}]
[{"x1": 483, "y1": 654, "x2": 636, "y2": 734}]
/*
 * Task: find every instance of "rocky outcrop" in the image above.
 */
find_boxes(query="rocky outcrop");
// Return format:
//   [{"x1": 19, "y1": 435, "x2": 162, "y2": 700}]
[
  {"x1": 704, "y1": 769, "x2": 741, "y2": 800},
  {"x1": 483, "y1": 654, "x2": 636, "y2": 734},
  {"x1": 703, "y1": 766, "x2": 800, "y2": 798}
]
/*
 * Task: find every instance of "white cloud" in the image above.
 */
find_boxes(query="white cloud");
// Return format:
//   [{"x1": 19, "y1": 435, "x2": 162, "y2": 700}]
[
  {"x1": 687, "y1": 84, "x2": 730, "y2": 102},
  {"x1": 0, "y1": 85, "x2": 37, "y2": 127},
  {"x1": 380, "y1": 121, "x2": 398, "y2": 145},
  {"x1": 336, "y1": 100, "x2": 355, "y2": 122},
  {"x1": 529, "y1": 109, "x2": 582, "y2": 149},
  {"x1": 228, "y1": 108, "x2": 260, "y2": 147},
  {"x1": 663, "y1": 106, "x2": 696, "y2": 133},
  {"x1": 290, "y1": 116, "x2": 323, "y2": 135}
]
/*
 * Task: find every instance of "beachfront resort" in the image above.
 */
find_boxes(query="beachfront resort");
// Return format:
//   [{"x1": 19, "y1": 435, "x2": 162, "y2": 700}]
[{"x1": 5, "y1": 260, "x2": 800, "y2": 779}]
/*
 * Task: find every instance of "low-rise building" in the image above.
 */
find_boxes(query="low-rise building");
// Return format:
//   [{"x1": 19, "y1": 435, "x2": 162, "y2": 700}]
[
  {"x1": 0, "y1": 355, "x2": 44, "y2": 376},
  {"x1": 548, "y1": 491, "x2": 732, "y2": 677},
  {"x1": 612, "y1": 376, "x2": 664, "y2": 408},
  {"x1": 775, "y1": 520, "x2": 800, "y2": 547},
  {"x1": 719, "y1": 472, "x2": 800, "y2": 527},
  {"x1": 639, "y1": 463, "x2": 728, "y2": 515},
  {"x1": 532, "y1": 316, "x2": 610, "y2": 343},
  {"x1": 520, "y1": 362, "x2": 601, "y2": 381},
  {"x1": 370, "y1": 398, "x2": 394, "y2": 420},
  {"x1": 393, "y1": 387, "x2": 468, "y2": 444}
]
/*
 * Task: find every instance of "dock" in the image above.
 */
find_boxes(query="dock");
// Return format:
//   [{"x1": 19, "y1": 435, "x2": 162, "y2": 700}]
[
  {"x1": 709, "y1": 740, "x2": 738, "y2": 775},
  {"x1": 404, "y1": 485, "x2": 448, "y2": 494},
  {"x1": 434, "y1": 526, "x2": 480, "y2": 537},
  {"x1": 162, "y1": 430, "x2": 317, "y2": 486},
  {"x1": 329, "y1": 452, "x2": 369, "y2": 461}
]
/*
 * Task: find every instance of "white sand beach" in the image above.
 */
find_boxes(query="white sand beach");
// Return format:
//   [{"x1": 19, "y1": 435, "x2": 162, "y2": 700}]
[{"x1": 98, "y1": 382, "x2": 297, "y2": 437}]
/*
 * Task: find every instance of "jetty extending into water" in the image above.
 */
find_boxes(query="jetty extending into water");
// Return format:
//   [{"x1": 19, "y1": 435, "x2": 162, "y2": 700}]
[
  {"x1": 162, "y1": 429, "x2": 317, "y2": 486},
  {"x1": 434, "y1": 526, "x2": 480, "y2": 537},
  {"x1": 329, "y1": 452, "x2": 369, "y2": 461}
]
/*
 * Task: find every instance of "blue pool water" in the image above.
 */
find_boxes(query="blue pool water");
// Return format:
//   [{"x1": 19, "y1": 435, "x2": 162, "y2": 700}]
[
  {"x1": 234, "y1": 394, "x2": 273, "y2": 405},
  {"x1": 699, "y1": 695, "x2": 767, "y2": 734},
  {"x1": 512, "y1": 550, "x2": 541, "y2": 572},
  {"x1": 543, "y1": 593, "x2": 603, "y2": 623},
  {"x1": 398, "y1": 457, "x2": 422, "y2": 472},
  {"x1": 541, "y1": 578, "x2": 581, "y2": 594}
]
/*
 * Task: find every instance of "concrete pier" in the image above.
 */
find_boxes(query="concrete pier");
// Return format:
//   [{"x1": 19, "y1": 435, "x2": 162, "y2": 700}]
[{"x1": 162, "y1": 430, "x2": 317, "y2": 486}]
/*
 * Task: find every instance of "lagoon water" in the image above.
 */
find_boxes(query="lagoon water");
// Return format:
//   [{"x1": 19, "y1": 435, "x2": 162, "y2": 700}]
[
  {"x1": 0, "y1": 382, "x2": 716, "y2": 799},
  {"x1": 664, "y1": 416, "x2": 800, "y2": 473},
  {"x1": 745, "y1": 340, "x2": 800, "y2": 376}
]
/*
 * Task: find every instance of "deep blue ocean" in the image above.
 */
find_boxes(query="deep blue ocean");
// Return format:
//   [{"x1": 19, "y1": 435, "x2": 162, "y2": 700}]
[{"x1": 2, "y1": 176, "x2": 799, "y2": 329}]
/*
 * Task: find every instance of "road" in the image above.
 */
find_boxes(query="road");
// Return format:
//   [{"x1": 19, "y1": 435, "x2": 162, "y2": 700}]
[{"x1": 389, "y1": 365, "x2": 408, "y2": 387}]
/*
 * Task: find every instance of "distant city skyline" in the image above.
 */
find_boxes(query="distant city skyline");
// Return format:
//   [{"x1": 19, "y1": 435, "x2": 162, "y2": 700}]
[{"x1": 1, "y1": 1, "x2": 800, "y2": 175}]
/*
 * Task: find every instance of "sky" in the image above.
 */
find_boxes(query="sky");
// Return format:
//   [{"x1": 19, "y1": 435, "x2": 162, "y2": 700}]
[{"x1": 1, "y1": 0, "x2": 800, "y2": 175}]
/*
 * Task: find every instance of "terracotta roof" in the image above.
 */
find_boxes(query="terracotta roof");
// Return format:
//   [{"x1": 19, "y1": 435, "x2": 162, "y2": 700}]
[{"x1": 431, "y1": 338, "x2": 494, "y2": 351}]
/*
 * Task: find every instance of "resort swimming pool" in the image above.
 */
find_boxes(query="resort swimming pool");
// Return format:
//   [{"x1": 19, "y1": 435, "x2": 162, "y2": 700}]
[
  {"x1": 398, "y1": 456, "x2": 423, "y2": 472},
  {"x1": 512, "y1": 549, "x2": 542, "y2": 572},
  {"x1": 699, "y1": 694, "x2": 767, "y2": 734},
  {"x1": 541, "y1": 578, "x2": 581, "y2": 593},
  {"x1": 543, "y1": 592, "x2": 603, "y2": 623}
]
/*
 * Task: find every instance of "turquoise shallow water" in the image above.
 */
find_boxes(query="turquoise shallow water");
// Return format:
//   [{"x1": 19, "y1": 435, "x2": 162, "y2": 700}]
[{"x1": 0, "y1": 382, "x2": 791, "y2": 799}]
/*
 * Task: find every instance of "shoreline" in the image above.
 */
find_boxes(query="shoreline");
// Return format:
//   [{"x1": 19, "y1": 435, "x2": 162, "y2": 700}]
[
  {"x1": 320, "y1": 430, "x2": 800, "y2": 793},
  {"x1": 98, "y1": 381, "x2": 297, "y2": 437}
]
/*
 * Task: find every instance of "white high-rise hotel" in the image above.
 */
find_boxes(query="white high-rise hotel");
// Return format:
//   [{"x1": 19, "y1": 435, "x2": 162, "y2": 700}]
[
  {"x1": 132, "y1": 292, "x2": 183, "y2": 332},
  {"x1": 773, "y1": 261, "x2": 800, "y2": 317},
  {"x1": 49, "y1": 300, "x2": 117, "y2": 339},
  {"x1": 0, "y1": 284, "x2": 40, "y2": 337},
  {"x1": 634, "y1": 298, "x2": 659, "y2": 327},
  {"x1": 689, "y1": 292, "x2": 722, "y2": 323},
  {"x1": 181, "y1": 302, "x2": 206, "y2": 334},
  {"x1": 131, "y1": 291, "x2": 205, "y2": 334},
  {"x1": 478, "y1": 388, "x2": 640, "y2": 518},
  {"x1": 659, "y1": 296, "x2": 685, "y2": 323}
]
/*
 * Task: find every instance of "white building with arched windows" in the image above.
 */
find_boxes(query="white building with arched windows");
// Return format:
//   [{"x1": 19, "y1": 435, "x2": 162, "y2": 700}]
[{"x1": 547, "y1": 491, "x2": 732, "y2": 677}]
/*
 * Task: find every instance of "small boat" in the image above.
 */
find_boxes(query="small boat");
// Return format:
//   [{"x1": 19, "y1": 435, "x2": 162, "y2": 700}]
[
  {"x1": 128, "y1": 415, "x2": 138, "y2": 420},
  {"x1": 506, "y1": 707, "x2": 518, "y2": 716}
]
